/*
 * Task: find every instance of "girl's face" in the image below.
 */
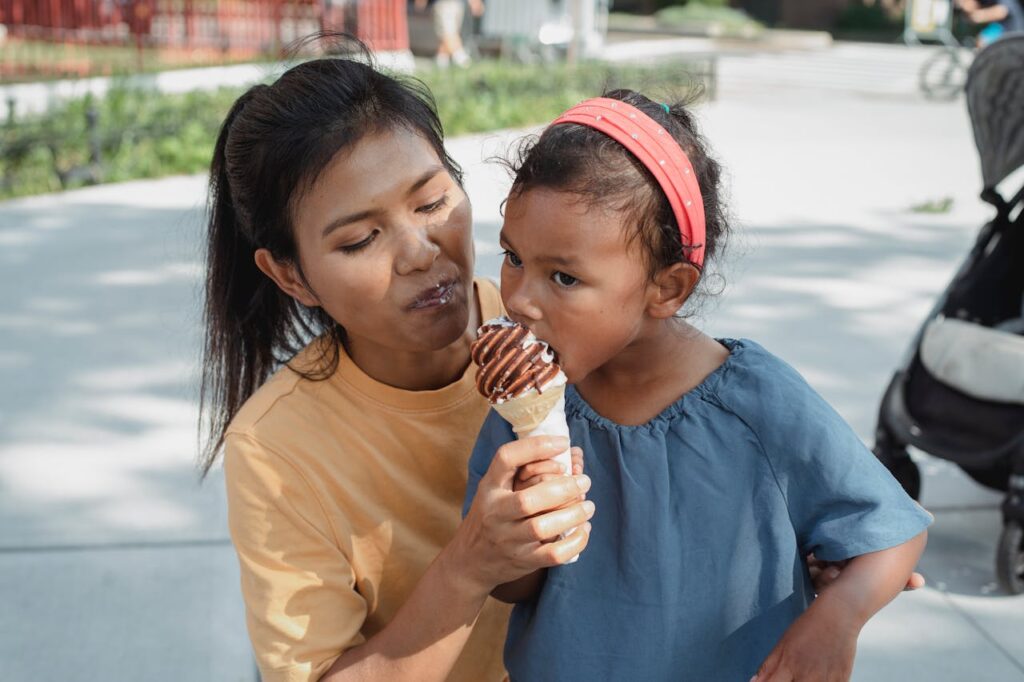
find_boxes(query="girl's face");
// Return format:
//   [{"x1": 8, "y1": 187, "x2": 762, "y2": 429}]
[
  {"x1": 499, "y1": 188, "x2": 654, "y2": 383},
  {"x1": 289, "y1": 127, "x2": 475, "y2": 353}
]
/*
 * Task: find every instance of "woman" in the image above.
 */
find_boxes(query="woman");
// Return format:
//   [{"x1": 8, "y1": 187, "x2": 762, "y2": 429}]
[
  {"x1": 201, "y1": 48, "x2": 922, "y2": 682},
  {"x1": 202, "y1": 51, "x2": 590, "y2": 682}
]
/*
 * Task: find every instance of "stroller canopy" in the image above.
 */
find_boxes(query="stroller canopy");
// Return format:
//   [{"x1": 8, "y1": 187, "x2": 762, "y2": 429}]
[{"x1": 966, "y1": 33, "x2": 1024, "y2": 193}]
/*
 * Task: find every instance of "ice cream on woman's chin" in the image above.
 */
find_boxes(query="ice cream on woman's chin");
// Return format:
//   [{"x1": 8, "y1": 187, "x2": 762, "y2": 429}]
[{"x1": 471, "y1": 316, "x2": 579, "y2": 560}]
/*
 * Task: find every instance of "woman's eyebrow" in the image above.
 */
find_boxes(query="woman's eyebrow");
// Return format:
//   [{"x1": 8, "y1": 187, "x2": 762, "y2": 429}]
[
  {"x1": 321, "y1": 166, "x2": 447, "y2": 238},
  {"x1": 405, "y1": 166, "x2": 445, "y2": 197},
  {"x1": 322, "y1": 209, "x2": 377, "y2": 238}
]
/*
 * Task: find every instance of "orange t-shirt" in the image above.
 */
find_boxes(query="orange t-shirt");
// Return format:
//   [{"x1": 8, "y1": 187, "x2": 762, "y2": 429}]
[{"x1": 224, "y1": 279, "x2": 509, "y2": 682}]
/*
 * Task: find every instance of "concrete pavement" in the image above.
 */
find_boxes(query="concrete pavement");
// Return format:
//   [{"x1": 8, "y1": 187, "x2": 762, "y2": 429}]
[{"x1": 2, "y1": 43, "x2": 1022, "y2": 681}]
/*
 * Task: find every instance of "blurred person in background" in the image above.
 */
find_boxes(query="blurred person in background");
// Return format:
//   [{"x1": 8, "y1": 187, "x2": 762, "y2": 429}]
[
  {"x1": 414, "y1": 0, "x2": 484, "y2": 68},
  {"x1": 956, "y1": 0, "x2": 1024, "y2": 45}
]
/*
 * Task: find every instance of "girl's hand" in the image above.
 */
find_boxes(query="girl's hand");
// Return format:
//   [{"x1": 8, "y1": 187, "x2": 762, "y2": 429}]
[
  {"x1": 751, "y1": 603, "x2": 859, "y2": 682},
  {"x1": 515, "y1": 446, "x2": 584, "y2": 491},
  {"x1": 455, "y1": 437, "x2": 595, "y2": 596}
]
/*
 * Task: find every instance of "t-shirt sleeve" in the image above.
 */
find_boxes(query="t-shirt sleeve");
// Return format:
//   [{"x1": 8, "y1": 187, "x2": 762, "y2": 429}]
[
  {"x1": 462, "y1": 408, "x2": 516, "y2": 518},
  {"x1": 740, "y1": 358, "x2": 933, "y2": 563},
  {"x1": 224, "y1": 432, "x2": 368, "y2": 682}
]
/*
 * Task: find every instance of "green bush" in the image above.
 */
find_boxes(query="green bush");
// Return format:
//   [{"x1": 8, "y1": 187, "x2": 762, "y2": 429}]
[
  {"x1": 655, "y1": 4, "x2": 762, "y2": 31},
  {"x1": 836, "y1": 2, "x2": 904, "y2": 33},
  {"x1": 656, "y1": 0, "x2": 731, "y2": 9},
  {"x1": 0, "y1": 59, "x2": 712, "y2": 201},
  {"x1": 0, "y1": 85, "x2": 242, "y2": 198},
  {"x1": 687, "y1": 0, "x2": 730, "y2": 7},
  {"x1": 422, "y1": 60, "x2": 708, "y2": 135}
]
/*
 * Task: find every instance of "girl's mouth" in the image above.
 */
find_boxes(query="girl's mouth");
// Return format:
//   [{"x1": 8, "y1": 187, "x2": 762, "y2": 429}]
[{"x1": 408, "y1": 279, "x2": 457, "y2": 310}]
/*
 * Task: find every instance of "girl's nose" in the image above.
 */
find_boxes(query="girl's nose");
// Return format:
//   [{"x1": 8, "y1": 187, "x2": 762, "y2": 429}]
[
  {"x1": 394, "y1": 225, "x2": 440, "y2": 276},
  {"x1": 504, "y1": 282, "x2": 543, "y2": 322}
]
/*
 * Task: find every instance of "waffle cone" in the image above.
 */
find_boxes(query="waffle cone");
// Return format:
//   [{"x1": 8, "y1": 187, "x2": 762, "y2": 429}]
[{"x1": 493, "y1": 383, "x2": 566, "y2": 435}]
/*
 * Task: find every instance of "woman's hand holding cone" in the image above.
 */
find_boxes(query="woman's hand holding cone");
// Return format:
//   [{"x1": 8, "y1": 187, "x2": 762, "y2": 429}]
[{"x1": 455, "y1": 437, "x2": 594, "y2": 596}]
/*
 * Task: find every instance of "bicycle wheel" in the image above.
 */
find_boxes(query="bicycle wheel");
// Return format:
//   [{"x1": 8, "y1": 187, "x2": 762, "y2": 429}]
[{"x1": 919, "y1": 47, "x2": 969, "y2": 100}]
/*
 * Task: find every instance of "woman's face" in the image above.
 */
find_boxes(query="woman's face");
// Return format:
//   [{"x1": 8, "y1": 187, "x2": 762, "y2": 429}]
[{"x1": 289, "y1": 127, "x2": 475, "y2": 353}]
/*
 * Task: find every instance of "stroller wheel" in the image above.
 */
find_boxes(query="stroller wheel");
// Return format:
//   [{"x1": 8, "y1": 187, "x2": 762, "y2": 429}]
[
  {"x1": 874, "y1": 445, "x2": 921, "y2": 501},
  {"x1": 996, "y1": 520, "x2": 1024, "y2": 595}
]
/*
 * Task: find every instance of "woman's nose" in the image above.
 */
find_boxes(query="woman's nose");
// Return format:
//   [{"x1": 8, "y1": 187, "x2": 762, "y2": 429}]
[{"x1": 394, "y1": 225, "x2": 440, "y2": 276}]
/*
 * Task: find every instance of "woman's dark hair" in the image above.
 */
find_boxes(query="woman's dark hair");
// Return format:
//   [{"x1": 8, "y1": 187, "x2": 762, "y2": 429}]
[
  {"x1": 200, "y1": 39, "x2": 461, "y2": 476},
  {"x1": 505, "y1": 88, "x2": 729, "y2": 296}
]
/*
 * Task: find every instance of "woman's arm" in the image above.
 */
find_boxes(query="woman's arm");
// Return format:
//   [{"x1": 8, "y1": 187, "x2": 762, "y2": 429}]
[
  {"x1": 320, "y1": 436, "x2": 594, "y2": 682},
  {"x1": 492, "y1": 570, "x2": 547, "y2": 604},
  {"x1": 318, "y1": 544, "x2": 493, "y2": 682}
]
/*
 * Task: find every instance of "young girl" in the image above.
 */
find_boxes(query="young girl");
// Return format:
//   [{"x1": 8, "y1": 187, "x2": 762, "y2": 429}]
[{"x1": 463, "y1": 90, "x2": 932, "y2": 681}]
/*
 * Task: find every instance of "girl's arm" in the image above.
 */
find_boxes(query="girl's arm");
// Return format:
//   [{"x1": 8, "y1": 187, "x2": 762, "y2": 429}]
[
  {"x1": 807, "y1": 553, "x2": 926, "y2": 593},
  {"x1": 753, "y1": 530, "x2": 928, "y2": 682},
  {"x1": 319, "y1": 437, "x2": 593, "y2": 682},
  {"x1": 810, "y1": 529, "x2": 928, "y2": 631}
]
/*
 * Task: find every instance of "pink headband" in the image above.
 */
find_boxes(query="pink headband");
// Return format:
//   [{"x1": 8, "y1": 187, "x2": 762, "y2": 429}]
[{"x1": 551, "y1": 97, "x2": 706, "y2": 268}]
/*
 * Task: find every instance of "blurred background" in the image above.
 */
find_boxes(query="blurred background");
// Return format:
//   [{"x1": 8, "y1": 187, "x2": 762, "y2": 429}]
[{"x1": 1, "y1": 0, "x2": 1023, "y2": 680}]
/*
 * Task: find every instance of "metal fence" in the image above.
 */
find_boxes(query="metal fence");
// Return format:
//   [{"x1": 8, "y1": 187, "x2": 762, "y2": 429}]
[{"x1": 0, "y1": 0, "x2": 408, "y2": 80}]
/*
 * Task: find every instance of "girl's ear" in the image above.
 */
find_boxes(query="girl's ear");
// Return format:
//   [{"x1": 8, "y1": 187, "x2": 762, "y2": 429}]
[
  {"x1": 253, "y1": 248, "x2": 319, "y2": 308},
  {"x1": 647, "y1": 262, "x2": 699, "y2": 319}
]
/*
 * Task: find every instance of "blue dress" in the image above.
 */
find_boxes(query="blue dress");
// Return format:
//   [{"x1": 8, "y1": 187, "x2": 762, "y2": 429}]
[{"x1": 463, "y1": 339, "x2": 932, "y2": 682}]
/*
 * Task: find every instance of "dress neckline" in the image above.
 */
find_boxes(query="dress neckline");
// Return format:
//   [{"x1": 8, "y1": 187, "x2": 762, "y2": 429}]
[{"x1": 564, "y1": 338, "x2": 744, "y2": 431}]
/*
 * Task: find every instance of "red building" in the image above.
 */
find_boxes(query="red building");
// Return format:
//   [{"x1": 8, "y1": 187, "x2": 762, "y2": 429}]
[{"x1": 0, "y1": 0, "x2": 409, "y2": 55}]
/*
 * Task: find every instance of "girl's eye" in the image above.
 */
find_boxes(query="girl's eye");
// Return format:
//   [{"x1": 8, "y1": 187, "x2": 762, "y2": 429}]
[
  {"x1": 339, "y1": 230, "x2": 378, "y2": 253},
  {"x1": 553, "y1": 271, "x2": 578, "y2": 287},
  {"x1": 417, "y1": 194, "x2": 449, "y2": 214},
  {"x1": 502, "y1": 249, "x2": 522, "y2": 268}
]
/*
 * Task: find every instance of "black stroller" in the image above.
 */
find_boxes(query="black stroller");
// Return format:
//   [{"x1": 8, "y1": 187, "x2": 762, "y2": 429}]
[{"x1": 872, "y1": 34, "x2": 1024, "y2": 595}]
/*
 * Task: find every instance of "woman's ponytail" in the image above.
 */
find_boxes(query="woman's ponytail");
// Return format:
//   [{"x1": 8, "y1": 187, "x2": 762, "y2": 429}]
[{"x1": 199, "y1": 84, "x2": 288, "y2": 476}]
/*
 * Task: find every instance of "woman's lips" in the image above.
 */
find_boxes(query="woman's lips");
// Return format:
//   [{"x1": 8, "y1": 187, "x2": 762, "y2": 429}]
[{"x1": 408, "y1": 279, "x2": 457, "y2": 310}]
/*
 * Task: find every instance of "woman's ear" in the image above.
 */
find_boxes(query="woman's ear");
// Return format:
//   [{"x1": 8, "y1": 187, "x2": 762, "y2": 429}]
[
  {"x1": 253, "y1": 248, "x2": 319, "y2": 308},
  {"x1": 647, "y1": 262, "x2": 699, "y2": 319}
]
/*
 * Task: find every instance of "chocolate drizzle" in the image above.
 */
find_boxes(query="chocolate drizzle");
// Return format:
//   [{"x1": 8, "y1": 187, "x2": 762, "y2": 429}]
[{"x1": 471, "y1": 319, "x2": 561, "y2": 402}]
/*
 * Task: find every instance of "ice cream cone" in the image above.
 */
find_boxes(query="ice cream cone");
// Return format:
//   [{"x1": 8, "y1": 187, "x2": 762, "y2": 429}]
[
  {"x1": 471, "y1": 317, "x2": 580, "y2": 561},
  {"x1": 493, "y1": 383, "x2": 567, "y2": 435}
]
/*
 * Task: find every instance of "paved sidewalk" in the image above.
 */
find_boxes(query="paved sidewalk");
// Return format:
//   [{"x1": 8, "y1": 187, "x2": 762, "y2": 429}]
[
  {"x1": 605, "y1": 35, "x2": 961, "y2": 101},
  {"x1": 2, "y1": 46, "x2": 1022, "y2": 680}
]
